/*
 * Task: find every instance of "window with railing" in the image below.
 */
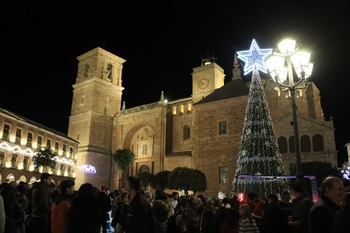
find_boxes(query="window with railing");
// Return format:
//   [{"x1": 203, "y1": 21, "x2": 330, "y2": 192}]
[
  {"x1": 15, "y1": 128, "x2": 22, "y2": 144},
  {"x1": 0, "y1": 152, "x2": 5, "y2": 167},
  {"x1": 47, "y1": 139, "x2": 51, "y2": 148},
  {"x1": 37, "y1": 135, "x2": 43, "y2": 148},
  {"x1": 55, "y1": 141, "x2": 59, "y2": 152},
  {"x1": 23, "y1": 156, "x2": 29, "y2": 171},
  {"x1": 27, "y1": 132, "x2": 33, "y2": 147},
  {"x1": 11, "y1": 154, "x2": 18, "y2": 168},
  {"x1": 62, "y1": 144, "x2": 67, "y2": 156},
  {"x1": 60, "y1": 164, "x2": 65, "y2": 173},
  {"x1": 2, "y1": 124, "x2": 10, "y2": 141},
  {"x1": 69, "y1": 147, "x2": 74, "y2": 159}
]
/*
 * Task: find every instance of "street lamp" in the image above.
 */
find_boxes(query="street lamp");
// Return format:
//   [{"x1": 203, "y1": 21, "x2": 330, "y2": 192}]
[{"x1": 265, "y1": 38, "x2": 313, "y2": 179}]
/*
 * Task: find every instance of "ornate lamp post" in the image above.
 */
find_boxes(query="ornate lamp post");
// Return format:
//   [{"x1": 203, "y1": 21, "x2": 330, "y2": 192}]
[{"x1": 265, "y1": 38, "x2": 313, "y2": 179}]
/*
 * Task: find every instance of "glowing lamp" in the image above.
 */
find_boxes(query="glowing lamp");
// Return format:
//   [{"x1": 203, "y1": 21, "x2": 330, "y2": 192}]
[
  {"x1": 266, "y1": 37, "x2": 314, "y2": 179},
  {"x1": 277, "y1": 38, "x2": 297, "y2": 56},
  {"x1": 290, "y1": 51, "x2": 312, "y2": 78},
  {"x1": 265, "y1": 55, "x2": 287, "y2": 82}
]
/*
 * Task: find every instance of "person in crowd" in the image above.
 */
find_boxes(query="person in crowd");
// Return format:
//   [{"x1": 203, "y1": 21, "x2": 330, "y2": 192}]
[
  {"x1": 111, "y1": 189, "x2": 121, "y2": 217},
  {"x1": 111, "y1": 191, "x2": 129, "y2": 233},
  {"x1": 246, "y1": 191, "x2": 258, "y2": 212},
  {"x1": 68, "y1": 183, "x2": 101, "y2": 233},
  {"x1": 238, "y1": 203, "x2": 260, "y2": 233},
  {"x1": 277, "y1": 191, "x2": 293, "y2": 219},
  {"x1": 97, "y1": 185, "x2": 112, "y2": 233},
  {"x1": 49, "y1": 183, "x2": 59, "y2": 206},
  {"x1": 309, "y1": 176, "x2": 344, "y2": 233},
  {"x1": 251, "y1": 198, "x2": 268, "y2": 233},
  {"x1": 171, "y1": 192, "x2": 179, "y2": 210},
  {"x1": 1, "y1": 183, "x2": 25, "y2": 233},
  {"x1": 197, "y1": 194, "x2": 207, "y2": 216},
  {"x1": 332, "y1": 191, "x2": 350, "y2": 233},
  {"x1": 125, "y1": 176, "x2": 155, "y2": 233},
  {"x1": 15, "y1": 182, "x2": 30, "y2": 233},
  {"x1": 50, "y1": 180, "x2": 75, "y2": 233},
  {"x1": 183, "y1": 201, "x2": 200, "y2": 233},
  {"x1": 9, "y1": 181, "x2": 17, "y2": 189},
  {"x1": 153, "y1": 189, "x2": 174, "y2": 233},
  {"x1": 217, "y1": 202, "x2": 238, "y2": 233},
  {"x1": 287, "y1": 182, "x2": 313, "y2": 233},
  {"x1": 0, "y1": 192, "x2": 5, "y2": 233},
  {"x1": 264, "y1": 193, "x2": 291, "y2": 233},
  {"x1": 31, "y1": 173, "x2": 52, "y2": 233}
]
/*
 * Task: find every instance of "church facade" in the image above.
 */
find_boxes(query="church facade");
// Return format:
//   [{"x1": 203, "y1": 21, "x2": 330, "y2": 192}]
[{"x1": 68, "y1": 47, "x2": 337, "y2": 197}]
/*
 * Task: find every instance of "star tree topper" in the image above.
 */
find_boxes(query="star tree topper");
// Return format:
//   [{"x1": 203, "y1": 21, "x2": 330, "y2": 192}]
[{"x1": 237, "y1": 39, "x2": 272, "y2": 75}]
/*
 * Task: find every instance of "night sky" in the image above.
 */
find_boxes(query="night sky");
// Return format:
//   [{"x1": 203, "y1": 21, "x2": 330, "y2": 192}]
[{"x1": 1, "y1": 1, "x2": 349, "y2": 165}]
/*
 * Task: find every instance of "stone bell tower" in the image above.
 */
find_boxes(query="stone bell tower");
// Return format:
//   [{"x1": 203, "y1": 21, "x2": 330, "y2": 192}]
[
  {"x1": 68, "y1": 47, "x2": 126, "y2": 188},
  {"x1": 192, "y1": 54, "x2": 225, "y2": 103}
]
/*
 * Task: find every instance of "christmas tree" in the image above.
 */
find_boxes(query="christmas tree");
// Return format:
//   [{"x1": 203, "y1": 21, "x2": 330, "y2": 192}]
[{"x1": 232, "y1": 39, "x2": 288, "y2": 199}]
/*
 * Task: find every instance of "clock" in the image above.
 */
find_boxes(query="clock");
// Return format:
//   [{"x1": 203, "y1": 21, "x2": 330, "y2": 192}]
[{"x1": 198, "y1": 78, "x2": 209, "y2": 89}]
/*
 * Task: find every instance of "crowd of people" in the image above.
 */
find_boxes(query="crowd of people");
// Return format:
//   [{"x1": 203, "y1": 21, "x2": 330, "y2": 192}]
[{"x1": 0, "y1": 174, "x2": 349, "y2": 233}]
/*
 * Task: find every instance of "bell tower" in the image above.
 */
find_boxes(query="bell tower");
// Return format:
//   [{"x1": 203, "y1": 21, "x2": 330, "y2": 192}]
[
  {"x1": 192, "y1": 54, "x2": 225, "y2": 103},
  {"x1": 68, "y1": 47, "x2": 126, "y2": 188}
]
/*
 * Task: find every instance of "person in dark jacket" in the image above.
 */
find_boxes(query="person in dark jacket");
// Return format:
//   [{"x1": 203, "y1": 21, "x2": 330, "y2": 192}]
[
  {"x1": 332, "y1": 191, "x2": 350, "y2": 233},
  {"x1": 264, "y1": 193, "x2": 291, "y2": 233},
  {"x1": 309, "y1": 176, "x2": 344, "y2": 233},
  {"x1": 125, "y1": 176, "x2": 155, "y2": 233},
  {"x1": 97, "y1": 186, "x2": 112, "y2": 233},
  {"x1": 1, "y1": 183, "x2": 25, "y2": 233},
  {"x1": 288, "y1": 182, "x2": 313, "y2": 233},
  {"x1": 68, "y1": 183, "x2": 101, "y2": 233},
  {"x1": 30, "y1": 173, "x2": 52, "y2": 233},
  {"x1": 111, "y1": 191, "x2": 129, "y2": 233}
]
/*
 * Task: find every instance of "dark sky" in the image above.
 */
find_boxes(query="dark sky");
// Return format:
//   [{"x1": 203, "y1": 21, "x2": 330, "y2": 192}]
[{"x1": 1, "y1": 1, "x2": 349, "y2": 164}]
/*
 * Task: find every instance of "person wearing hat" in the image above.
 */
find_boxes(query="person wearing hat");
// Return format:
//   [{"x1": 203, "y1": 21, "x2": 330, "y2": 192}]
[{"x1": 288, "y1": 182, "x2": 314, "y2": 233}]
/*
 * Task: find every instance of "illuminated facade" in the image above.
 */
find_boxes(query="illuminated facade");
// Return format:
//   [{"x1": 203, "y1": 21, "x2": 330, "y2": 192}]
[
  {"x1": 67, "y1": 47, "x2": 337, "y2": 196},
  {"x1": 0, "y1": 108, "x2": 78, "y2": 184}
]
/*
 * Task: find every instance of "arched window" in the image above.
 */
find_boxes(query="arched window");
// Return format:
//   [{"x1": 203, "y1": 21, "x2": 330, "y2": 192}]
[
  {"x1": 301, "y1": 135, "x2": 311, "y2": 152},
  {"x1": 289, "y1": 136, "x2": 295, "y2": 153},
  {"x1": 106, "y1": 64, "x2": 112, "y2": 79},
  {"x1": 139, "y1": 164, "x2": 150, "y2": 173},
  {"x1": 183, "y1": 125, "x2": 190, "y2": 140},
  {"x1": 278, "y1": 137, "x2": 288, "y2": 153},
  {"x1": 312, "y1": 134, "x2": 324, "y2": 152}
]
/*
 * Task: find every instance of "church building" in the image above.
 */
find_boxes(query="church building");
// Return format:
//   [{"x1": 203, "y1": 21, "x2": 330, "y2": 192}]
[{"x1": 68, "y1": 47, "x2": 337, "y2": 196}]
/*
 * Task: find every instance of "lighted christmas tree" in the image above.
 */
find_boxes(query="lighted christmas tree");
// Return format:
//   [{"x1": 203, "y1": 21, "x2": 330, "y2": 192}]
[{"x1": 232, "y1": 39, "x2": 288, "y2": 199}]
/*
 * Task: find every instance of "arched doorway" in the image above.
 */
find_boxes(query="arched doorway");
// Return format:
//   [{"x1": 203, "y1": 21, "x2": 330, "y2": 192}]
[{"x1": 139, "y1": 164, "x2": 150, "y2": 173}]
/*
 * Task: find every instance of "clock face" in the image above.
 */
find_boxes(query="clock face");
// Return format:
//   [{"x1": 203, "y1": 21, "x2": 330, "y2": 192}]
[{"x1": 198, "y1": 78, "x2": 209, "y2": 89}]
